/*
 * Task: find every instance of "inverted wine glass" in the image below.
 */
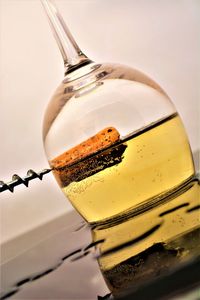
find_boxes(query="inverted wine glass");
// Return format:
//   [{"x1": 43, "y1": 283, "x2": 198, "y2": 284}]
[{"x1": 42, "y1": 0, "x2": 195, "y2": 224}]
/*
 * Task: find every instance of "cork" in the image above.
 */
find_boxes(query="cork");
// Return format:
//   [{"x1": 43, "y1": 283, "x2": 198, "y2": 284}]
[{"x1": 51, "y1": 127, "x2": 120, "y2": 170}]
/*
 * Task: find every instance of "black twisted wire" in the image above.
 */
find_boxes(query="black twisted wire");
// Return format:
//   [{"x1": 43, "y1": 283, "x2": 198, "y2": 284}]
[{"x1": 0, "y1": 168, "x2": 52, "y2": 193}]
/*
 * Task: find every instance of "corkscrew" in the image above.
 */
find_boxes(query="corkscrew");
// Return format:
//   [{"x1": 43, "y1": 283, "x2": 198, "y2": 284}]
[{"x1": 0, "y1": 168, "x2": 51, "y2": 193}]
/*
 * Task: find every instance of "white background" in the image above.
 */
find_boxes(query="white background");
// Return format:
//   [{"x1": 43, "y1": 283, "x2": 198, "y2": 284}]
[{"x1": 0, "y1": 0, "x2": 199, "y2": 243}]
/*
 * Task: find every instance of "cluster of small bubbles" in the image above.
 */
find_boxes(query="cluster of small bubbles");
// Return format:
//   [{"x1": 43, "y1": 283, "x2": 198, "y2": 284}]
[
  {"x1": 152, "y1": 169, "x2": 163, "y2": 183},
  {"x1": 135, "y1": 144, "x2": 147, "y2": 159},
  {"x1": 67, "y1": 180, "x2": 92, "y2": 194}
]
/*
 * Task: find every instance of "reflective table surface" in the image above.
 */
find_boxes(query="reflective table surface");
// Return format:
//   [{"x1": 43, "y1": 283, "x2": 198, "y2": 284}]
[{"x1": 1, "y1": 175, "x2": 200, "y2": 300}]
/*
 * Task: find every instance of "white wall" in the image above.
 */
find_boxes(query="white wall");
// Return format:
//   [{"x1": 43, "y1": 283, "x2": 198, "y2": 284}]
[{"x1": 0, "y1": 0, "x2": 199, "y2": 243}]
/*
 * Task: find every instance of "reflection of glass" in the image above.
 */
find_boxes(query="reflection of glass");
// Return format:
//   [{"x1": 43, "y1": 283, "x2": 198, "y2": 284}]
[
  {"x1": 42, "y1": 0, "x2": 195, "y2": 224},
  {"x1": 92, "y1": 178, "x2": 200, "y2": 296}
]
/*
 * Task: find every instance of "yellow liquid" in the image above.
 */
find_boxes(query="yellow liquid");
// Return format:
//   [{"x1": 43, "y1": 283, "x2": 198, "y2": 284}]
[
  {"x1": 93, "y1": 180, "x2": 200, "y2": 271},
  {"x1": 92, "y1": 179, "x2": 200, "y2": 293},
  {"x1": 56, "y1": 114, "x2": 194, "y2": 223}
]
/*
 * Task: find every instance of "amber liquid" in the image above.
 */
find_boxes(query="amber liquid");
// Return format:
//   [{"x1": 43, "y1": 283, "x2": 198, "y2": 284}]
[
  {"x1": 51, "y1": 114, "x2": 194, "y2": 223},
  {"x1": 92, "y1": 179, "x2": 200, "y2": 294}
]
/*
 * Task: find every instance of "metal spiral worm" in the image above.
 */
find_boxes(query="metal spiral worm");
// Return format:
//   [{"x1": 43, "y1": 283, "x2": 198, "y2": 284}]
[{"x1": 0, "y1": 168, "x2": 52, "y2": 193}]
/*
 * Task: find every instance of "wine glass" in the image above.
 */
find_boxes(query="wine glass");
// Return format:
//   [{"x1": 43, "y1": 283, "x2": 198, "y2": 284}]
[{"x1": 41, "y1": 0, "x2": 195, "y2": 225}]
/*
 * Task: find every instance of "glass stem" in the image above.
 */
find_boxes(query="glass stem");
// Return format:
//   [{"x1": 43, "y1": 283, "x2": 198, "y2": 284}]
[{"x1": 41, "y1": 0, "x2": 91, "y2": 74}]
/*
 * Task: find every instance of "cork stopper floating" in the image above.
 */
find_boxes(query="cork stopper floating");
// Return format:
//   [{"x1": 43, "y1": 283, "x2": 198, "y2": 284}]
[{"x1": 51, "y1": 127, "x2": 120, "y2": 169}]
